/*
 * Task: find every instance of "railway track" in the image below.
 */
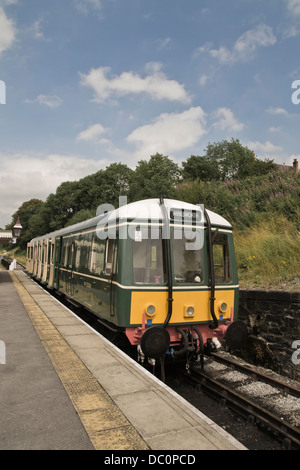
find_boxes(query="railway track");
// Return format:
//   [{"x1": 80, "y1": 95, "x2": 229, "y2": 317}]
[
  {"x1": 15, "y1": 272, "x2": 300, "y2": 449},
  {"x1": 185, "y1": 352, "x2": 300, "y2": 450}
]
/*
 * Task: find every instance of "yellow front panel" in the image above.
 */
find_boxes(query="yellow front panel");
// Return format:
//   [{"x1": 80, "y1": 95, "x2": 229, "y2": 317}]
[{"x1": 130, "y1": 289, "x2": 235, "y2": 325}]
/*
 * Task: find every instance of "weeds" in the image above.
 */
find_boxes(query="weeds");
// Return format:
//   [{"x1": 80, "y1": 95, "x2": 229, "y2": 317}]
[{"x1": 235, "y1": 214, "x2": 300, "y2": 289}]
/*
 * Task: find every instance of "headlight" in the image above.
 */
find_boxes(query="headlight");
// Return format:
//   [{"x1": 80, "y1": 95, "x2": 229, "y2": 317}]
[
  {"x1": 146, "y1": 304, "x2": 156, "y2": 316},
  {"x1": 184, "y1": 305, "x2": 195, "y2": 317},
  {"x1": 219, "y1": 302, "x2": 227, "y2": 313}
]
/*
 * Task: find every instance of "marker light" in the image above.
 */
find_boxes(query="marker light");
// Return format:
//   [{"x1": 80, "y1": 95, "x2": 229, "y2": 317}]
[
  {"x1": 184, "y1": 306, "x2": 195, "y2": 317},
  {"x1": 146, "y1": 304, "x2": 156, "y2": 316},
  {"x1": 219, "y1": 302, "x2": 228, "y2": 313}
]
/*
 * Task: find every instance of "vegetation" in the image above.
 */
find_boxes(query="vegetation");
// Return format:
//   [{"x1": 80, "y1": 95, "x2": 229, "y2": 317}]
[
  {"x1": 4, "y1": 140, "x2": 300, "y2": 290},
  {"x1": 235, "y1": 214, "x2": 300, "y2": 290},
  {"x1": 182, "y1": 138, "x2": 275, "y2": 181}
]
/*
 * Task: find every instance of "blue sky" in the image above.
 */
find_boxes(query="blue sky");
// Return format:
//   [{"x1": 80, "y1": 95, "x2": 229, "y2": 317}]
[{"x1": 0, "y1": 0, "x2": 300, "y2": 227}]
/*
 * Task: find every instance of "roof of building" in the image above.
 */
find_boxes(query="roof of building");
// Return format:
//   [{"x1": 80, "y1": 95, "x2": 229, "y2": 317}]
[{"x1": 0, "y1": 231, "x2": 12, "y2": 239}]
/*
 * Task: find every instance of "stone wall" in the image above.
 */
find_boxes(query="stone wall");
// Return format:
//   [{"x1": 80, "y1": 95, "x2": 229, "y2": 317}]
[{"x1": 238, "y1": 290, "x2": 300, "y2": 382}]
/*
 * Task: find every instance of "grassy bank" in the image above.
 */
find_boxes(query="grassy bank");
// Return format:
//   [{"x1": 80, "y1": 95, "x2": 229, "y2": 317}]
[{"x1": 235, "y1": 214, "x2": 300, "y2": 290}]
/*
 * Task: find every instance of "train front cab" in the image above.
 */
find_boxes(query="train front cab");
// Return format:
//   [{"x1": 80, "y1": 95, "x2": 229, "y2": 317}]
[{"x1": 124, "y1": 216, "x2": 245, "y2": 365}]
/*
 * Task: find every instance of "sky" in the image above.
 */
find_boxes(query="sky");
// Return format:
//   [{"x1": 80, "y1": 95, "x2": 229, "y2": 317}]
[{"x1": 0, "y1": 0, "x2": 300, "y2": 228}]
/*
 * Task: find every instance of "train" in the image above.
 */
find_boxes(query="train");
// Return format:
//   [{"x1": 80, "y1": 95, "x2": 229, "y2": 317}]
[{"x1": 26, "y1": 197, "x2": 247, "y2": 374}]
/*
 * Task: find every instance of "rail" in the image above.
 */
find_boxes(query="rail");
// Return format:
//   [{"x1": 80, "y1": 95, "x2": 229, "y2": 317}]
[
  {"x1": 209, "y1": 352, "x2": 300, "y2": 399},
  {"x1": 187, "y1": 363, "x2": 300, "y2": 450}
]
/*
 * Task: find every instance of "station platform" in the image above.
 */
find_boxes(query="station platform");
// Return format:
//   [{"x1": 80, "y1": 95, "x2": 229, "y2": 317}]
[{"x1": 0, "y1": 269, "x2": 246, "y2": 451}]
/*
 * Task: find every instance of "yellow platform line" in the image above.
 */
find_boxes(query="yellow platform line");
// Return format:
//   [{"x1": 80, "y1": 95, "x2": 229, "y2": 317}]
[{"x1": 10, "y1": 272, "x2": 149, "y2": 450}]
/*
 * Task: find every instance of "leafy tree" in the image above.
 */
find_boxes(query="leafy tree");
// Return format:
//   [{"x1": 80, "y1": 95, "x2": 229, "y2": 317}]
[
  {"x1": 182, "y1": 155, "x2": 220, "y2": 181},
  {"x1": 65, "y1": 208, "x2": 95, "y2": 227},
  {"x1": 26, "y1": 162, "x2": 134, "y2": 236},
  {"x1": 182, "y1": 139, "x2": 275, "y2": 181},
  {"x1": 128, "y1": 153, "x2": 181, "y2": 201}
]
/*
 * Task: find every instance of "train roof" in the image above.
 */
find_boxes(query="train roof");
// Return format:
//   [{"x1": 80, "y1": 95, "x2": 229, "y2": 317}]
[{"x1": 30, "y1": 198, "x2": 232, "y2": 242}]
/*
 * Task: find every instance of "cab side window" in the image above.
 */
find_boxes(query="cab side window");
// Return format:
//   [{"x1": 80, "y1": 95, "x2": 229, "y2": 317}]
[{"x1": 213, "y1": 233, "x2": 231, "y2": 283}]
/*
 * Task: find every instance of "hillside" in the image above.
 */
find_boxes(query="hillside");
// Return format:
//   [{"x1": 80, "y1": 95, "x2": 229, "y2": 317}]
[{"x1": 176, "y1": 169, "x2": 300, "y2": 291}]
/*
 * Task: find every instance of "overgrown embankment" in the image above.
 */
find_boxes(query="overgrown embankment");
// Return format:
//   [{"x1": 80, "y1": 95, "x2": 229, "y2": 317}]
[
  {"x1": 177, "y1": 169, "x2": 300, "y2": 290},
  {"x1": 235, "y1": 215, "x2": 300, "y2": 290}
]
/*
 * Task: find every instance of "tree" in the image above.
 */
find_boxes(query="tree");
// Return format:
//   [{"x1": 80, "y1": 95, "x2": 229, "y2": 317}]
[
  {"x1": 182, "y1": 139, "x2": 275, "y2": 182},
  {"x1": 181, "y1": 155, "x2": 220, "y2": 181},
  {"x1": 128, "y1": 153, "x2": 181, "y2": 201},
  {"x1": 27, "y1": 163, "x2": 134, "y2": 234}
]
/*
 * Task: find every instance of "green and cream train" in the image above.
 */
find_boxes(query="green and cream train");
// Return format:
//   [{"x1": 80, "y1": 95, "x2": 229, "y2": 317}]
[{"x1": 26, "y1": 197, "x2": 246, "y2": 365}]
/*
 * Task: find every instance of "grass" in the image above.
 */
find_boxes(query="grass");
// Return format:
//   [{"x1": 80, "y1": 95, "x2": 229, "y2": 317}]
[{"x1": 235, "y1": 213, "x2": 300, "y2": 290}]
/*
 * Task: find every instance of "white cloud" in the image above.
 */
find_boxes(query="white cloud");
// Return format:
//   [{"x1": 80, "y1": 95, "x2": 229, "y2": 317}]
[
  {"x1": 25, "y1": 94, "x2": 63, "y2": 108},
  {"x1": 199, "y1": 74, "x2": 208, "y2": 86},
  {"x1": 0, "y1": 1, "x2": 18, "y2": 7},
  {"x1": 267, "y1": 106, "x2": 290, "y2": 115},
  {"x1": 207, "y1": 24, "x2": 276, "y2": 64},
  {"x1": 269, "y1": 126, "x2": 281, "y2": 133},
  {"x1": 0, "y1": 152, "x2": 109, "y2": 227},
  {"x1": 74, "y1": 0, "x2": 102, "y2": 15},
  {"x1": 0, "y1": 6, "x2": 16, "y2": 55},
  {"x1": 212, "y1": 107, "x2": 244, "y2": 132},
  {"x1": 77, "y1": 123, "x2": 110, "y2": 144},
  {"x1": 127, "y1": 107, "x2": 207, "y2": 158},
  {"x1": 27, "y1": 17, "x2": 51, "y2": 42},
  {"x1": 285, "y1": 0, "x2": 300, "y2": 16},
  {"x1": 246, "y1": 140, "x2": 283, "y2": 154},
  {"x1": 80, "y1": 64, "x2": 191, "y2": 104},
  {"x1": 282, "y1": 1, "x2": 300, "y2": 37},
  {"x1": 155, "y1": 37, "x2": 172, "y2": 51}
]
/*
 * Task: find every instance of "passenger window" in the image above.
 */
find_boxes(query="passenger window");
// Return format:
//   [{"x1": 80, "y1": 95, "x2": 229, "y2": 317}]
[
  {"x1": 90, "y1": 236, "x2": 105, "y2": 274},
  {"x1": 132, "y1": 227, "x2": 166, "y2": 284},
  {"x1": 80, "y1": 233, "x2": 93, "y2": 272},
  {"x1": 55, "y1": 240, "x2": 61, "y2": 265},
  {"x1": 212, "y1": 234, "x2": 231, "y2": 283},
  {"x1": 105, "y1": 238, "x2": 117, "y2": 275},
  {"x1": 62, "y1": 239, "x2": 69, "y2": 267}
]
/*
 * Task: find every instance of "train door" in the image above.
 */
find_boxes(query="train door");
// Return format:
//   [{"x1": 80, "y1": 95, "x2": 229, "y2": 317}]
[
  {"x1": 26, "y1": 242, "x2": 34, "y2": 273},
  {"x1": 54, "y1": 237, "x2": 62, "y2": 289},
  {"x1": 105, "y1": 237, "x2": 118, "y2": 317},
  {"x1": 41, "y1": 239, "x2": 48, "y2": 284},
  {"x1": 33, "y1": 242, "x2": 38, "y2": 276},
  {"x1": 48, "y1": 237, "x2": 55, "y2": 287},
  {"x1": 66, "y1": 239, "x2": 76, "y2": 296},
  {"x1": 37, "y1": 240, "x2": 43, "y2": 279}
]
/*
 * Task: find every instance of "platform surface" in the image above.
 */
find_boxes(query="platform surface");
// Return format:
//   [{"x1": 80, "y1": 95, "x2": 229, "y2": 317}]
[{"x1": 0, "y1": 269, "x2": 246, "y2": 450}]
